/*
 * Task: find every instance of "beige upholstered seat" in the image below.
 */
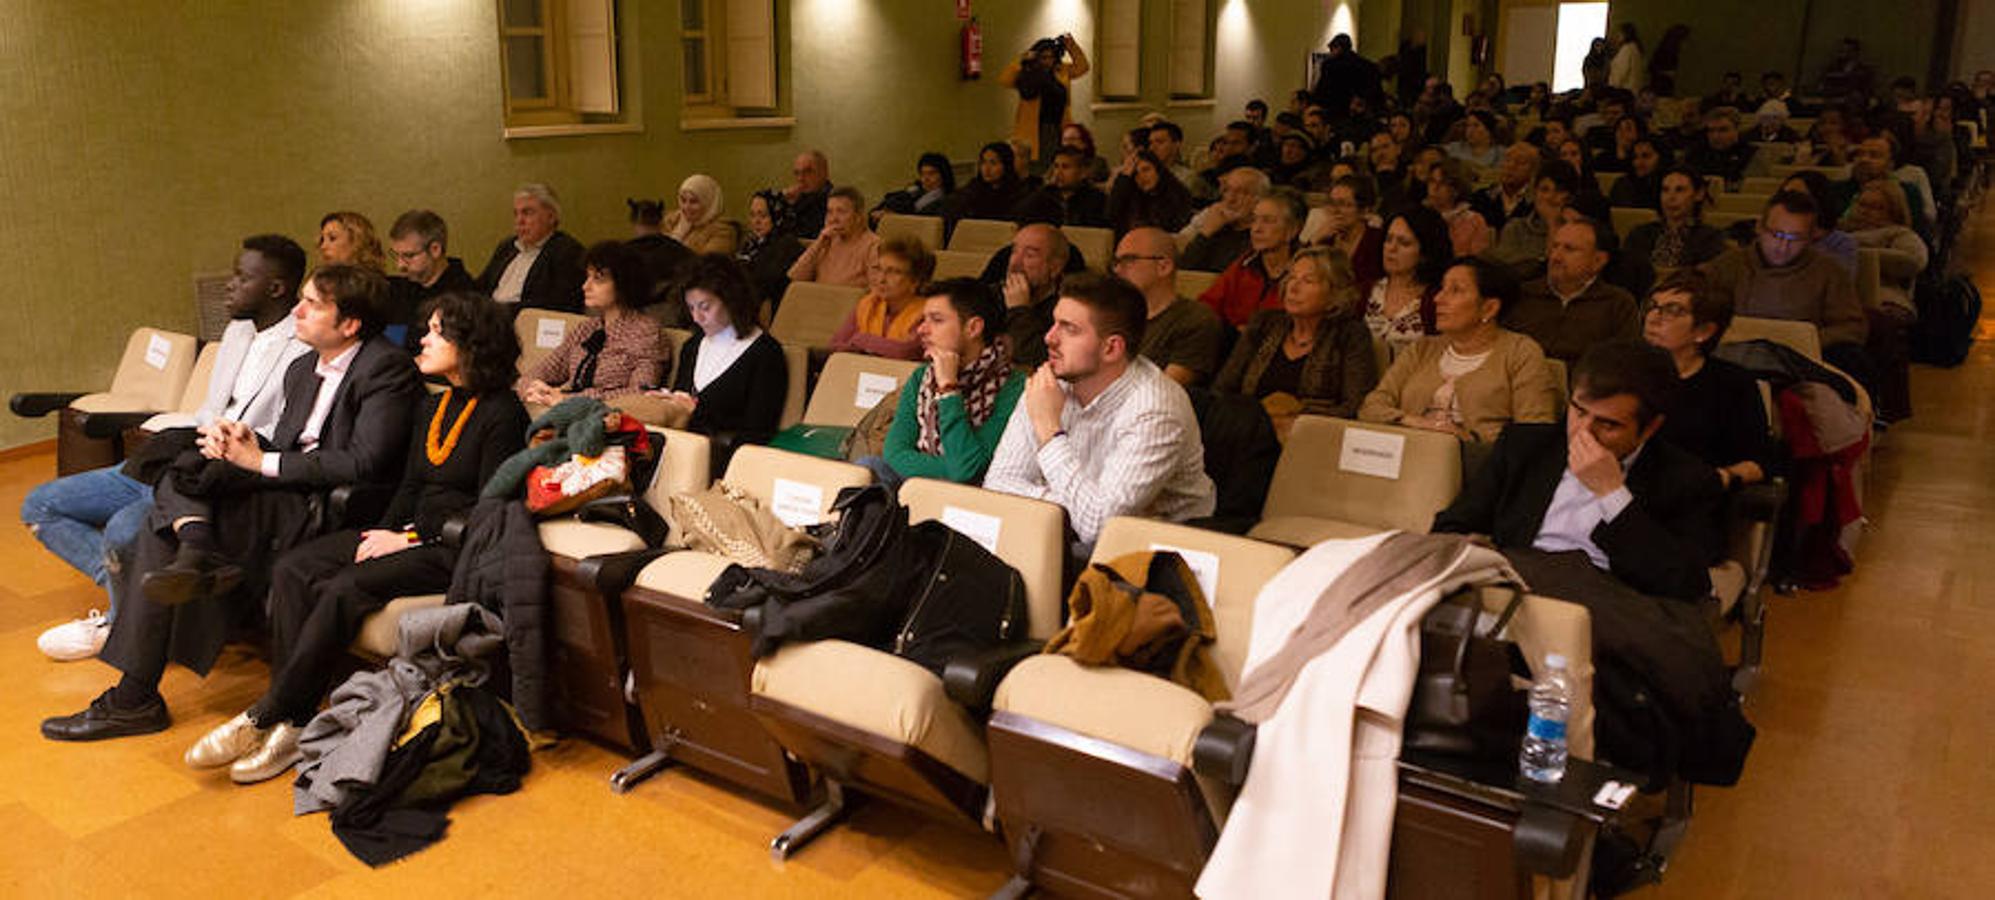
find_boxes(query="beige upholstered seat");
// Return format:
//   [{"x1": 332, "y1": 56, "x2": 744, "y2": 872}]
[
  {"x1": 350, "y1": 594, "x2": 447, "y2": 657},
  {"x1": 1771, "y1": 163, "x2": 1849, "y2": 180},
  {"x1": 754, "y1": 640, "x2": 991, "y2": 780},
  {"x1": 876, "y1": 213, "x2": 943, "y2": 251},
  {"x1": 1546, "y1": 358, "x2": 1569, "y2": 406},
  {"x1": 174, "y1": 344, "x2": 221, "y2": 414},
  {"x1": 1595, "y1": 171, "x2": 1623, "y2": 195},
  {"x1": 69, "y1": 328, "x2": 199, "y2": 415},
  {"x1": 1723, "y1": 315, "x2": 1822, "y2": 360},
  {"x1": 801, "y1": 353, "x2": 921, "y2": 429},
  {"x1": 770, "y1": 282, "x2": 865, "y2": 351},
  {"x1": 626, "y1": 445, "x2": 870, "y2": 595},
  {"x1": 897, "y1": 479, "x2": 1067, "y2": 637},
  {"x1": 1712, "y1": 192, "x2": 1771, "y2": 215},
  {"x1": 1855, "y1": 247, "x2": 1883, "y2": 311},
  {"x1": 1248, "y1": 416, "x2": 1464, "y2": 548},
  {"x1": 515, "y1": 309, "x2": 587, "y2": 376},
  {"x1": 1740, "y1": 176, "x2": 1785, "y2": 195},
  {"x1": 931, "y1": 248, "x2": 993, "y2": 281},
  {"x1": 535, "y1": 427, "x2": 715, "y2": 559},
  {"x1": 1061, "y1": 225, "x2": 1114, "y2": 271},
  {"x1": 779, "y1": 343, "x2": 808, "y2": 429},
  {"x1": 946, "y1": 218, "x2": 1018, "y2": 255},
  {"x1": 1178, "y1": 270, "x2": 1219, "y2": 298},
  {"x1": 1610, "y1": 206, "x2": 1660, "y2": 238},
  {"x1": 1706, "y1": 210, "x2": 1758, "y2": 230}
]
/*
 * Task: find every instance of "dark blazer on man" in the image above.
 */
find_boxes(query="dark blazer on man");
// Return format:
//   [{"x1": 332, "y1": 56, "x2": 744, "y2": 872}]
[
  {"x1": 477, "y1": 229, "x2": 587, "y2": 313},
  {"x1": 1432, "y1": 421, "x2": 1723, "y2": 601},
  {"x1": 266, "y1": 335, "x2": 424, "y2": 491}
]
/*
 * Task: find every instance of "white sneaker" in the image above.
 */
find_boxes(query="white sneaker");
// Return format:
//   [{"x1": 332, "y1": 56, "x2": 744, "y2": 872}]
[{"x1": 38, "y1": 611, "x2": 109, "y2": 661}]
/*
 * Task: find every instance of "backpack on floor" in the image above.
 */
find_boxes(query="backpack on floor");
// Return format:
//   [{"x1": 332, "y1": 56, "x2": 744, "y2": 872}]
[{"x1": 1911, "y1": 274, "x2": 1981, "y2": 368}]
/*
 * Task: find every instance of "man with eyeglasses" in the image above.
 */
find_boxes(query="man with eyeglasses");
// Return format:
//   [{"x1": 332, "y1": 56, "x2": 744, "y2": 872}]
[
  {"x1": 1115, "y1": 227, "x2": 1224, "y2": 386},
  {"x1": 781, "y1": 149, "x2": 834, "y2": 238},
  {"x1": 385, "y1": 209, "x2": 477, "y2": 349},
  {"x1": 1702, "y1": 190, "x2": 1867, "y2": 358}
]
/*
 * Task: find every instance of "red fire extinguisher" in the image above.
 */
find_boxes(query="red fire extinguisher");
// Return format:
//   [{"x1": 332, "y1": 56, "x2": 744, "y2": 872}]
[{"x1": 962, "y1": 17, "x2": 983, "y2": 80}]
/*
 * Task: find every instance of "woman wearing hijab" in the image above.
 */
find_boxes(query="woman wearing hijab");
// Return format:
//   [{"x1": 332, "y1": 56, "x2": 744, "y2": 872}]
[{"x1": 663, "y1": 174, "x2": 738, "y2": 255}]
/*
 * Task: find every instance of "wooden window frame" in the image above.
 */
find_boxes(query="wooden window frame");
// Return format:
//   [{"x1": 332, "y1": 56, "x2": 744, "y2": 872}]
[
  {"x1": 1094, "y1": 0, "x2": 1144, "y2": 102},
  {"x1": 680, "y1": 0, "x2": 786, "y2": 127},
  {"x1": 1168, "y1": 0, "x2": 1217, "y2": 100},
  {"x1": 499, "y1": 0, "x2": 641, "y2": 138}
]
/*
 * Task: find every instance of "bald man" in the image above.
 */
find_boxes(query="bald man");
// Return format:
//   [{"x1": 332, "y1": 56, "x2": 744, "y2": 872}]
[
  {"x1": 1113, "y1": 228, "x2": 1224, "y2": 386},
  {"x1": 1472, "y1": 142, "x2": 1542, "y2": 230},
  {"x1": 998, "y1": 224, "x2": 1073, "y2": 368}
]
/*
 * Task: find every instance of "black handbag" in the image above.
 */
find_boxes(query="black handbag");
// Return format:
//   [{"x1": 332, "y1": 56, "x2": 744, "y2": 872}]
[{"x1": 1404, "y1": 585, "x2": 1530, "y2": 760}]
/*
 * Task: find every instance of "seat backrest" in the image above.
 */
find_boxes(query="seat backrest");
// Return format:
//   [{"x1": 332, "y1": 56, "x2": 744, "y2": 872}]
[
  {"x1": 515, "y1": 309, "x2": 587, "y2": 376},
  {"x1": 1712, "y1": 192, "x2": 1770, "y2": 215},
  {"x1": 1091, "y1": 517, "x2": 1296, "y2": 690},
  {"x1": 1704, "y1": 210, "x2": 1759, "y2": 231},
  {"x1": 770, "y1": 282, "x2": 865, "y2": 351},
  {"x1": 948, "y1": 218, "x2": 1019, "y2": 254},
  {"x1": 1177, "y1": 270, "x2": 1219, "y2": 299},
  {"x1": 1594, "y1": 171, "x2": 1623, "y2": 195},
  {"x1": 721, "y1": 445, "x2": 872, "y2": 527},
  {"x1": 1609, "y1": 206, "x2": 1659, "y2": 238},
  {"x1": 1484, "y1": 588, "x2": 1597, "y2": 761},
  {"x1": 779, "y1": 343, "x2": 808, "y2": 429},
  {"x1": 1723, "y1": 315, "x2": 1822, "y2": 361},
  {"x1": 877, "y1": 213, "x2": 943, "y2": 252},
  {"x1": 662, "y1": 327, "x2": 693, "y2": 370},
  {"x1": 900, "y1": 479, "x2": 1069, "y2": 640},
  {"x1": 1704, "y1": 175, "x2": 1726, "y2": 197},
  {"x1": 1740, "y1": 176, "x2": 1785, "y2": 195},
  {"x1": 1855, "y1": 247, "x2": 1882, "y2": 309},
  {"x1": 1545, "y1": 358, "x2": 1569, "y2": 407},
  {"x1": 1787, "y1": 117, "x2": 1815, "y2": 135},
  {"x1": 803, "y1": 352, "x2": 921, "y2": 428},
  {"x1": 1259, "y1": 416, "x2": 1463, "y2": 535},
  {"x1": 932, "y1": 248, "x2": 993, "y2": 281},
  {"x1": 1771, "y1": 163, "x2": 1849, "y2": 180},
  {"x1": 641, "y1": 426, "x2": 715, "y2": 510},
  {"x1": 107, "y1": 328, "x2": 199, "y2": 410},
  {"x1": 1062, "y1": 225, "x2": 1115, "y2": 272},
  {"x1": 176, "y1": 342, "x2": 223, "y2": 412}
]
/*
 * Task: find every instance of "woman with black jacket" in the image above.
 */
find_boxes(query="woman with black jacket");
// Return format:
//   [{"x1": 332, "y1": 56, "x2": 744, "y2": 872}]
[
  {"x1": 183, "y1": 292, "x2": 530, "y2": 786},
  {"x1": 1106, "y1": 149, "x2": 1197, "y2": 236}
]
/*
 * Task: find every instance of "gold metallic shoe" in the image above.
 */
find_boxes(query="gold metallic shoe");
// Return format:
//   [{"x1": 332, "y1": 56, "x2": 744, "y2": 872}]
[
  {"x1": 185, "y1": 712, "x2": 267, "y2": 769},
  {"x1": 229, "y1": 722, "x2": 304, "y2": 785}
]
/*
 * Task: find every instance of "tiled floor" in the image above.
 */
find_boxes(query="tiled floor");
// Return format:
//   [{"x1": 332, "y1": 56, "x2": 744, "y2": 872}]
[{"x1": 2, "y1": 203, "x2": 1992, "y2": 896}]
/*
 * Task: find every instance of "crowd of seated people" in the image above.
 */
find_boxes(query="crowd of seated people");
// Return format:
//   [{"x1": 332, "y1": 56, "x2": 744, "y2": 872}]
[{"x1": 16, "y1": 38, "x2": 1984, "y2": 893}]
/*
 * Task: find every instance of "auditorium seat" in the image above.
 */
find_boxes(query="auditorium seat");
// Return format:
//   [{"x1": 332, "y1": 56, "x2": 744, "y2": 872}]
[
  {"x1": 948, "y1": 218, "x2": 1019, "y2": 255},
  {"x1": 1712, "y1": 192, "x2": 1772, "y2": 215},
  {"x1": 1705, "y1": 210, "x2": 1759, "y2": 230},
  {"x1": 1722, "y1": 315, "x2": 1822, "y2": 360},
  {"x1": 769, "y1": 282, "x2": 865, "y2": 352},
  {"x1": 876, "y1": 212, "x2": 943, "y2": 251},
  {"x1": 77, "y1": 341, "x2": 221, "y2": 453},
  {"x1": 932, "y1": 248, "x2": 996, "y2": 281},
  {"x1": 1610, "y1": 206, "x2": 1660, "y2": 238},
  {"x1": 749, "y1": 479, "x2": 1068, "y2": 859},
  {"x1": 799, "y1": 353, "x2": 921, "y2": 429},
  {"x1": 1741, "y1": 176, "x2": 1786, "y2": 195},
  {"x1": 1178, "y1": 270, "x2": 1220, "y2": 300},
  {"x1": 607, "y1": 446, "x2": 872, "y2": 801},
  {"x1": 1770, "y1": 163, "x2": 1850, "y2": 181},
  {"x1": 1062, "y1": 225, "x2": 1115, "y2": 272},
  {"x1": 516, "y1": 309, "x2": 588, "y2": 376},
  {"x1": 1247, "y1": 416, "x2": 1464, "y2": 548},
  {"x1": 10, "y1": 327, "x2": 199, "y2": 475}
]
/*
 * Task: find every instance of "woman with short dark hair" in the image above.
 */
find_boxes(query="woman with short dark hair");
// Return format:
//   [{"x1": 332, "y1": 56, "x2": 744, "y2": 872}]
[
  {"x1": 1641, "y1": 268, "x2": 1773, "y2": 488},
  {"x1": 1106, "y1": 150, "x2": 1197, "y2": 235},
  {"x1": 517, "y1": 240, "x2": 665, "y2": 407},
  {"x1": 654, "y1": 255, "x2": 789, "y2": 445},
  {"x1": 184, "y1": 292, "x2": 529, "y2": 785}
]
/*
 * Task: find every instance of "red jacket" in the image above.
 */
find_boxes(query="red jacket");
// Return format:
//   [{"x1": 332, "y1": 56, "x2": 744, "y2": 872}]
[{"x1": 1199, "y1": 245, "x2": 1295, "y2": 328}]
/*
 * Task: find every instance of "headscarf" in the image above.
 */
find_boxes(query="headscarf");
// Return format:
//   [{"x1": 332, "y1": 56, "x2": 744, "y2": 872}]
[
  {"x1": 737, "y1": 189, "x2": 795, "y2": 262},
  {"x1": 671, "y1": 174, "x2": 724, "y2": 239}
]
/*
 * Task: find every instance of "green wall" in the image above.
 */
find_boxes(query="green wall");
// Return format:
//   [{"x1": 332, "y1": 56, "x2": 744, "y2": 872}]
[
  {"x1": 0, "y1": 0, "x2": 1329, "y2": 450},
  {"x1": 1605, "y1": 0, "x2": 1942, "y2": 98}
]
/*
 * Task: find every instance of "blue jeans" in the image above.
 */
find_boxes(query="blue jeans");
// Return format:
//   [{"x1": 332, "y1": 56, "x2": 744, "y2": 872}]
[{"x1": 20, "y1": 465, "x2": 152, "y2": 622}]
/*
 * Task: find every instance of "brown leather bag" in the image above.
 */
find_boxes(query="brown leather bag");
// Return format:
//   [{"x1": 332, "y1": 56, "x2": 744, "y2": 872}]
[{"x1": 1404, "y1": 585, "x2": 1530, "y2": 761}]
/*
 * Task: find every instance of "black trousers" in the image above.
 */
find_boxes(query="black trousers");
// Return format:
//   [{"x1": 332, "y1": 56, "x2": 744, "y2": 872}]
[
  {"x1": 250, "y1": 530, "x2": 457, "y2": 726},
  {"x1": 99, "y1": 475, "x2": 322, "y2": 687}
]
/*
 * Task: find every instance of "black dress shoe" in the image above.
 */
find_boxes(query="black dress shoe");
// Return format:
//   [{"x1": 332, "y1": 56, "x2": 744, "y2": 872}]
[
  {"x1": 140, "y1": 546, "x2": 243, "y2": 607},
  {"x1": 41, "y1": 690, "x2": 171, "y2": 742}
]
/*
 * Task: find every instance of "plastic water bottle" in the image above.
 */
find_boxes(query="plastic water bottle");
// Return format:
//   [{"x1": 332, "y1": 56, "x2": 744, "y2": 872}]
[{"x1": 1519, "y1": 653, "x2": 1571, "y2": 784}]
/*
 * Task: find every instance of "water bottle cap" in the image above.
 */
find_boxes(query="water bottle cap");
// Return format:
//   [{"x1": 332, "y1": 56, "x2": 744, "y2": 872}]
[{"x1": 1544, "y1": 653, "x2": 1568, "y2": 669}]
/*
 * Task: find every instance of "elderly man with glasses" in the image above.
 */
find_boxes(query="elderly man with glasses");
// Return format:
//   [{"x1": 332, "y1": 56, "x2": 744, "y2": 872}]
[
  {"x1": 1113, "y1": 227, "x2": 1225, "y2": 386},
  {"x1": 1701, "y1": 190, "x2": 1868, "y2": 365}
]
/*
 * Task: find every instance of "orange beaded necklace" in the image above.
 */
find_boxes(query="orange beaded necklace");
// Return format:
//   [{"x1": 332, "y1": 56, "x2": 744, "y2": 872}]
[{"x1": 426, "y1": 389, "x2": 480, "y2": 465}]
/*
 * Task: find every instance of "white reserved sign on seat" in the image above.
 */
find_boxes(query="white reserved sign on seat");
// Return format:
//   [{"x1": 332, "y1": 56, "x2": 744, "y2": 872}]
[
  {"x1": 770, "y1": 478, "x2": 825, "y2": 528},
  {"x1": 854, "y1": 372, "x2": 898, "y2": 409},
  {"x1": 1150, "y1": 543, "x2": 1219, "y2": 603},
  {"x1": 144, "y1": 334, "x2": 172, "y2": 370},
  {"x1": 1339, "y1": 428, "x2": 1405, "y2": 480},
  {"x1": 941, "y1": 506, "x2": 1002, "y2": 553},
  {"x1": 535, "y1": 319, "x2": 567, "y2": 349}
]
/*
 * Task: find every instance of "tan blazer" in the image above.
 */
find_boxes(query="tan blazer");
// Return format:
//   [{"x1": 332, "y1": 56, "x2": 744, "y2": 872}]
[{"x1": 1358, "y1": 329, "x2": 1559, "y2": 443}]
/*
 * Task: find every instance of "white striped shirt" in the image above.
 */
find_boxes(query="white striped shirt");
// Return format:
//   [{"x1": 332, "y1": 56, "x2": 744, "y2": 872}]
[{"x1": 983, "y1": 357, "x2": 1216, "y2": 544}]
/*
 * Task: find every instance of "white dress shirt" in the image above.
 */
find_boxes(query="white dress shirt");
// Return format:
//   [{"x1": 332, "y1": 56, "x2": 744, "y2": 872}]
[
  {"x1": 983, "y1": 357, "x2": 1216, "y2": 544},
  {"x1": 1531, "y1": 445, "x2": 1641, "y2": 570},
  {"x1": 260, "y1": 342, "x2": 361, "y2": 477},
  {"x1": 493, "y1": 237, "x2": 544, "y2": 304}
]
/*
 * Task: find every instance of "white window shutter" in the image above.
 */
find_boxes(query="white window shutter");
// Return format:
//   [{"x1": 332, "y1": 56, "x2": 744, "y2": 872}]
[
  {"x1": 565, "y1": 0, "x2": 619, "y2": 113},
  {"x1": 725, "y1": 0, "x2": 776, "y2": 109},
  {"x1": 1098, "y1": 0, "x2": 1141, "y2": 99},
  {"x1": 1170, "y1": 0, "x2": 1208, "y2": 97}
]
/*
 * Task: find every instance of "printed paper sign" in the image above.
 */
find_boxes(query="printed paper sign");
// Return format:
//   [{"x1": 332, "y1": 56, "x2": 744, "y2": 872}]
[
  {"x1": 144, "y1": 334, "x2": 172, "y2": 370},
  {"x1": 941, "y1": 506, "x2": 1003, "y2": 553},
  {"x1": 770, "y1": 478, "x2": 825, "y2": 528},
  {"x1": 854, "y1": 372, "x2": 898, "y2": 409},
  {"x1": 535, "y1": 318, "x2": 567, "y2": 349},
  {"x1": 1151, "y1": 543, "x2": 1220, "y2": 603},
  {"x1": 1338, "y1": 427, "x2": 1406, "y2": 480}
]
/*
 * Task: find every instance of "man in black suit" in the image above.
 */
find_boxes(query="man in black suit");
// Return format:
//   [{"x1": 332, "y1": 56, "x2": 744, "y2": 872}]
[
  {"x1": 1433, "y1": 341, "x2": 1722, "y2": 601},
  {"x1": 477, "y1": 182, "x2": 586, "y2": 313},
  {"x1": 42, "y1": 265, "x2": 422, "y2": 742}
]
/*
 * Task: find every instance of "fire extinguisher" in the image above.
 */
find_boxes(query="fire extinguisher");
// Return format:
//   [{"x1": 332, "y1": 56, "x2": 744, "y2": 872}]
[{"x1": 962, "y1": 17, "x2": 983, "y2": 80}]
